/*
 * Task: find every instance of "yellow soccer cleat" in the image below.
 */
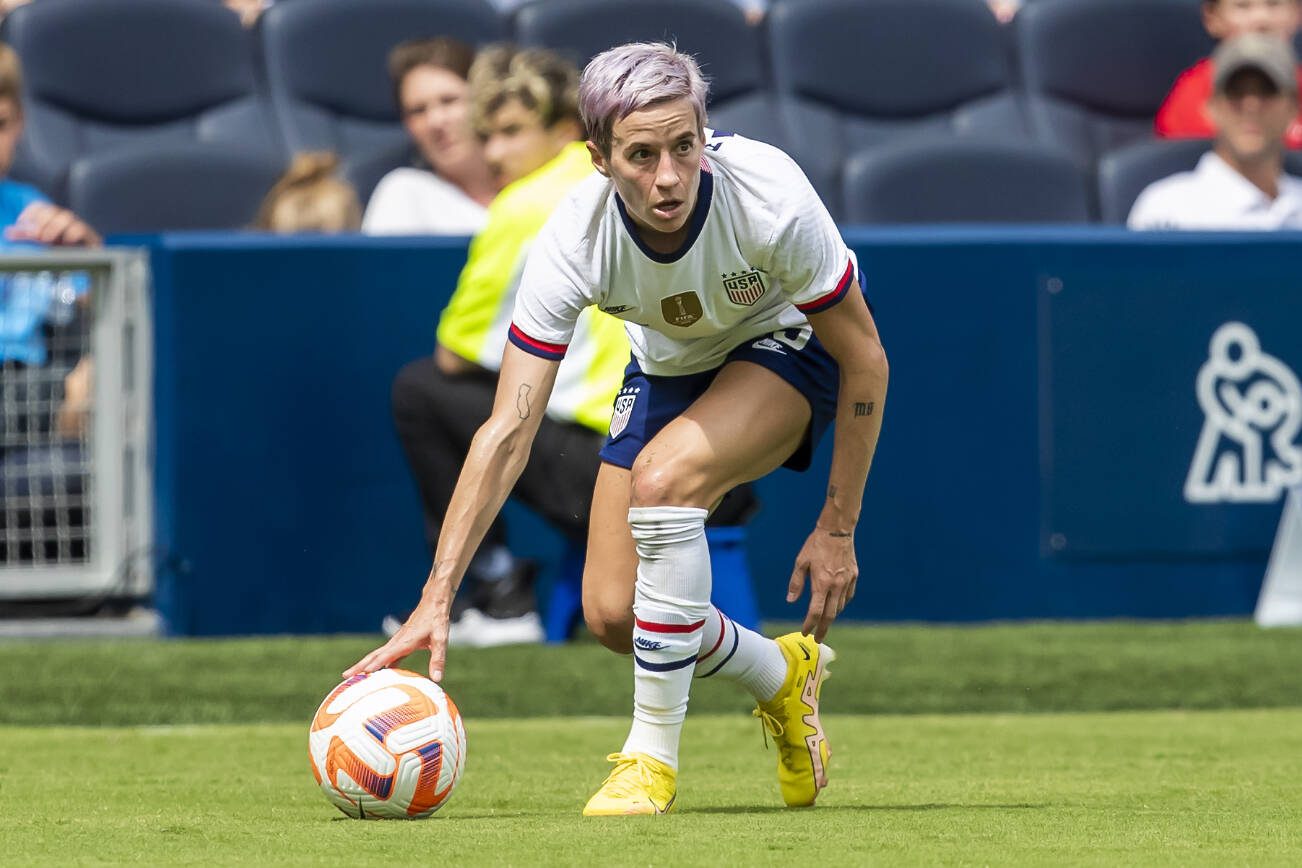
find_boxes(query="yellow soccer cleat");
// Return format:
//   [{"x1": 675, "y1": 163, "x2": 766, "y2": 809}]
[
  {"x1": 581, "y1": 752, "x2": 678, "y2": 816},
  {"x1": 753, "y1": 632, "x2": 836, "y2": 807}
]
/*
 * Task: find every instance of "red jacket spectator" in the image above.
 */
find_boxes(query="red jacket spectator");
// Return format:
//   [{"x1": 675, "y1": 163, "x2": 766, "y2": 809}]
[{"x1": 1156, "y1": 57, "x2": 1302, "y2": 147}]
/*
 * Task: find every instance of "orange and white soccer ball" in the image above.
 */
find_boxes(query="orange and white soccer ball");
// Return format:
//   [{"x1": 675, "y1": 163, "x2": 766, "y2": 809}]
[{"x1": 309, "y1": 668, "x2": 466, "y2": 819}]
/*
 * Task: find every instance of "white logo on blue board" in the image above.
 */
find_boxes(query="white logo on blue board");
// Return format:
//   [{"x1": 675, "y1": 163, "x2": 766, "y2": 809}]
[{"x1": 1185, "y1": 322, "x2": 1302, "y2": 504}]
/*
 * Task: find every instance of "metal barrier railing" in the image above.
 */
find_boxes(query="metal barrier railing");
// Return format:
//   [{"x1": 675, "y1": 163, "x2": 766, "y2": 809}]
[{"x1": 0, "y1": 249, "x2": 152, "y2": 602}]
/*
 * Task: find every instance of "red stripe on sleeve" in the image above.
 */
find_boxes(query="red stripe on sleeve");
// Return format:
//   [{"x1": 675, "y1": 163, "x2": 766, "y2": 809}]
[
  {"x1": 795, "y1": 258, "x2": 855, "y2": 314},
  {"x1": 508, "y1": 323, "x2": 567, "y2": 358}
]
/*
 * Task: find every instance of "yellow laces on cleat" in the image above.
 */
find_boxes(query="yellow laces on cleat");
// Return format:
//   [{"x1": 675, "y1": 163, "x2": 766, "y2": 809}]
[
  {"x1": 582, "y1": 752, "x2": 677, "y2": 816},
  {"x1": 753, "y1": 707, "x2": 785, "y2": 749}
]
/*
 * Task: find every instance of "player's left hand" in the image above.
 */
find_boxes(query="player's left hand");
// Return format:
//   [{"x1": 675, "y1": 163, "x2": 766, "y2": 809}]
[
  {"x1": 787, "y1": 527, "x2": 858, "y2": 641},
  {"x1": 6, "y1": 202, "x2": 102, "y2": 247}
]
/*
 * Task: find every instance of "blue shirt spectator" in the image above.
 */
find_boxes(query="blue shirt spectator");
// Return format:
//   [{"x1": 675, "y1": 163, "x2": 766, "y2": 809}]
[{"x1": 0, "y1": 178, "x2": 80, "y2": 366}]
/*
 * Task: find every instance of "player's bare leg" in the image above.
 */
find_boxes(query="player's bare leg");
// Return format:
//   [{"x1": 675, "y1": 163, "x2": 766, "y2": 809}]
[
  {"x1": 581, "y1": 463, "x2": 638, "y2": 654},
  {"x1": 584, "y1": 362, "x2": 834, "y2": 813}
]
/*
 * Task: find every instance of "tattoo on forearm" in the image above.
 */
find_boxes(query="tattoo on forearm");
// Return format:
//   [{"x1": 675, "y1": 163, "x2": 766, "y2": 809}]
[
  {"x1": 516, "y1": 384, "x2": 533, "y2": 420},
  {"x1": 827, "y1": 530, "x2": 853, "y2": 538},
  {"x1": 853, "y1": 401, "x2": 875, "y2": 417},
  {"x1": 827, "y1": 485, "x2": 838, "y2": 500}
]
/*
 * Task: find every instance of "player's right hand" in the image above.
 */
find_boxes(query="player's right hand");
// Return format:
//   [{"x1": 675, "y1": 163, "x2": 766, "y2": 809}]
[{"x1": 343, "y1": 601, "x2": 451, "y2": 683}]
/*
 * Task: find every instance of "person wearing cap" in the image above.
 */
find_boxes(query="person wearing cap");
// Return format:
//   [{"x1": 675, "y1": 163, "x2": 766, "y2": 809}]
[
  {"x1": 1156, "y1": 0, "x2": 1302, "y2": 147},
  {"x1": 1130, "y1": 34, "x2": 1302, "y2": 229}
]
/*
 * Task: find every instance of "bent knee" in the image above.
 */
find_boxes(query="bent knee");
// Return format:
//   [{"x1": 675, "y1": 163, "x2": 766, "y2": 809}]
[
  {"x1": 629, "y1": 461, "x2": 709, "y2": 509},
  {"x1": 583, "y1": 600, "x2": 633, "y2": 654}
]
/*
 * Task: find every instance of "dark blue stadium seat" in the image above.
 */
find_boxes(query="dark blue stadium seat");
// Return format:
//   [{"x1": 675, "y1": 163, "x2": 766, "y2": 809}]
[
  {"x1": 261, "y1": 0, "x2": 504, "y2": 173},
  {"x1": 68, "y1": 144, "x2": 287, "y2": 234},
  {"x1": 1017, "y1": 0, "x2": 1214, "y2": 167},
  {"x1": 1096, "y1": 138, "x2": 1211, "y2": 225},
  {"x1": 1, "y1": 0, "x2": 280, "y2": 204},
  {"x1": 766, "y1": 0, "x2": 1026, "y2": 220},
  {"x1": 842, "y1": 138, "x2": 1093, "y2": 225},
  {"x1": 512, "y1": 0, "x2": 782, "y2": 147}
]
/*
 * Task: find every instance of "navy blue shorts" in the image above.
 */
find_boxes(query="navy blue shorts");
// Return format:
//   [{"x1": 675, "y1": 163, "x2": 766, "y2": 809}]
[{"x1": 599, "y1": 325, "x2": 840, "y2": 473}]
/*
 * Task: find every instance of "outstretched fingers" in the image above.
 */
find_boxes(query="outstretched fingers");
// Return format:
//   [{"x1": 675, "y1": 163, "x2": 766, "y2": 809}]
[{"x1": 343, "y1": 635, "x2": 410, "y2": 679}]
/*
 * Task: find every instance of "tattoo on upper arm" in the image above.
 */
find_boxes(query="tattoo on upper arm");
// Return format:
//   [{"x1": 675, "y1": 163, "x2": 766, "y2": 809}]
[
  {"x1": 854, "y1": 401, "x2": 875, "y2": 417},
  {"x1": 516, "y1": 384, "x2": 533, "y2": 420},
  {"x1": 827, "y1": 485, "x2": 838, "y2": 500}
]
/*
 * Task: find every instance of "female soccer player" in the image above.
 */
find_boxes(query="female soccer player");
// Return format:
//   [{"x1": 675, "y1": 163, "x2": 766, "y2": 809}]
[{"x1": 347, "y1": 42, "x2": 888, "y2": 816}]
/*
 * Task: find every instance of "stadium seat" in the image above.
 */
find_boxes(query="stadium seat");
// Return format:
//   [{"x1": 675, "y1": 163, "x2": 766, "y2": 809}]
[
  {"x1": 512, "y1": 0, "x2": 783, "y2": 147},
  {"x1": 766, "y1": 0, "x2": 1026, "y2": 218},
  {"x1": 1, "y1": 0, "x2": 281, "y2": 204},
  {"x1": 68, "y1": 144, "x2": 287, "y2": 234},
  {"x1": 261, "y1": 0, "x2": 505, "y2": 174},
  {"x1": 841, "y1": 138, "x2": 1094, "y2": 225},
  {"x1": 1017, "y1": 0, "x2": 1214, "y2": 167},
  {"x1": 1096, "y1": 138, "x2": 1212, "y2": 225}
]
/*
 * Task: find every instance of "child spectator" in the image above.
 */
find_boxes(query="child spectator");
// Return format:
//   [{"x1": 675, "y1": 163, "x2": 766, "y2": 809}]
[
  {"x1": 0, "y1": 43, "x2": 101, "y2": 564},
  {"x1": 1157, "y1": 0, "x2": 1302, "y2": 147},
  {"x1": 254, "y1": 152, "x2": 362, "y2": 233}
]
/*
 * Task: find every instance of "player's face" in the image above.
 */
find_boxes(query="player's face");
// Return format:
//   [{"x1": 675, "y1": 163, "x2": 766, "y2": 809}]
[
  {"x1": 0, "y1": 98, "x2": 23, "y2": 178},
  {"x1": 1204, "y1": 0, "x2": 1301, "y2": 40},
  {"x1": 1209, "y1": 69, "x2": 1297, "y2": 159},
  {"x1": 480, "y1": 97, "x2": 577, "y2": 187},
  {"x1": 590, "y1": 97, "x2": 704, "y2": 249},
  {"x1": 399, "y1": 65, "x2": 478, "y2": 174}
]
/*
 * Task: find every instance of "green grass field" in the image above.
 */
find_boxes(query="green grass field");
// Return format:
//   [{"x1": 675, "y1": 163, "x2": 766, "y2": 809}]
[{"x1": 5, "y1": 621, "x2": 1302, "y2": 865}]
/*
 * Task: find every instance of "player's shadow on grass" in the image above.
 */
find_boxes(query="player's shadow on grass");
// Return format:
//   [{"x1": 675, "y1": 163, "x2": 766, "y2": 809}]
[{"x1": 690, "y1": 802, "x2": 1046, "y2": 815}]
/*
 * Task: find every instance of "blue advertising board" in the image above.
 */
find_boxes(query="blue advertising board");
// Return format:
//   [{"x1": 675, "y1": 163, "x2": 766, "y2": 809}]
[{"x1": 137, "y1": 229, "x2": 1302, "y2": 635}]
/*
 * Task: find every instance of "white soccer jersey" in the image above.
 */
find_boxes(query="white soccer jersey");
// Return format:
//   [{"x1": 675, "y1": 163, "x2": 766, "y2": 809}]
[{"x1": 508, "y1": 131, "x2": 858, "y2": 376}]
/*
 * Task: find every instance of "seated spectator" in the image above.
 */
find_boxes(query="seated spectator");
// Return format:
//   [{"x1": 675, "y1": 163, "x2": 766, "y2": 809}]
[
  {"x1": 1157, "y1": 0, "x2": 1302, "y2": 147},
  {"x1": 362, "y1": 38, "x2": 497, "y2": 236},
  {"x1": 387, "y1": 45, "x2": 631, "y2": 646},
  {"x1": 0, "y1": 43, "x2": 101, "y2": 564},
  {"x1": 1131, "y1": 35, "x2": 1302, "y2": 229},
  {"x1": 255, "y1": 152, "x2": 362, "y2": 233}
]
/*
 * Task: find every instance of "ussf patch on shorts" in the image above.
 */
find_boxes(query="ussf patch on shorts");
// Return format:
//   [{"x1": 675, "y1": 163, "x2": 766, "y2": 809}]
[{"x1": 609, "y1": 386, "x2": 640, "y2": 438}]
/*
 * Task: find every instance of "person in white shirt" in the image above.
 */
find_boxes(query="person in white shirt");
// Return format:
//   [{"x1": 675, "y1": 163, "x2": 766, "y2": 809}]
[
  {"x1": 362, "y1": 38, "x2": 497, "y2": 236},
  {"x1": 1130, "y1": 34, "x2": 1302, "y2": 230},
  {"x1": 347, "y1": 43, "x2": 889, "y2": 817}
]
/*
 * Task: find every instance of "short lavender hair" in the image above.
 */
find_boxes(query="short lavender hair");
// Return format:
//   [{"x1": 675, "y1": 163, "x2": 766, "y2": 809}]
[{"x1": 579, "y1": 42, "x2": 709, "y2": 155}]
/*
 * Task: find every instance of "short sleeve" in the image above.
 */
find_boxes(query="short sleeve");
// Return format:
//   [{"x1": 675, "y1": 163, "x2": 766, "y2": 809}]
[
  {"x1": 766, "y1": 164, "x2": 856, "y2": 314},
  {"x1": 508, "y1": 212, "x2": 594, "y2": 361},
  {"x1": 1127, "y1": 183, "x2": 1169, "y2": 230}
]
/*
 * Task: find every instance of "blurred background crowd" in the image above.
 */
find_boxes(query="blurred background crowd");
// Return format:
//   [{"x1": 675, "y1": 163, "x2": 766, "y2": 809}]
[{"x1": 0, "y1": 0, "x2": 1299, "y2": 241}]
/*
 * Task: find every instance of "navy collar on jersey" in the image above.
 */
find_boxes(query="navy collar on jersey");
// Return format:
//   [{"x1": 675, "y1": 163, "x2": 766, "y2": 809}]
[{"x1": 613, "y1": 165, "x2": 714, "y2": 264}]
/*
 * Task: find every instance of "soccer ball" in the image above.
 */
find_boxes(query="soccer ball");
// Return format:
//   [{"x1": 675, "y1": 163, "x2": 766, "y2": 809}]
[{"x1": 309, "y1": 668, "x2": 466, "y2": 819}]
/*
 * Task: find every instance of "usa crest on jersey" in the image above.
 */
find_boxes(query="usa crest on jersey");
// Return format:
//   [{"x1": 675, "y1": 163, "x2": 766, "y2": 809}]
[
  {"x1": 723, "y1": 270, "x2": 766, "y2": 306},
  {"x1": 609, "y1": 386, "x2": 640, "y2": 438}
]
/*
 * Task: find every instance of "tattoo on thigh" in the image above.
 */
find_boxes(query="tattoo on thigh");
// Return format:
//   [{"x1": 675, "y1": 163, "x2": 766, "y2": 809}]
[
  {"x1": 516, "y1": 384, "x2": 533, "y2": 420},
  {"x1": 854, "y1": 401, "x2": 875, "y2": 417}
]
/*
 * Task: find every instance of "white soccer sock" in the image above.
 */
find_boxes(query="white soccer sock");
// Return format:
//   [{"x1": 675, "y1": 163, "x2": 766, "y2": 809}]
[
  {"x1": 621, "y1": 505, "x2": 712, "y2": 769},
  {"x1": 694, "y1": 605, "x2": 789, "y2": 702}
]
